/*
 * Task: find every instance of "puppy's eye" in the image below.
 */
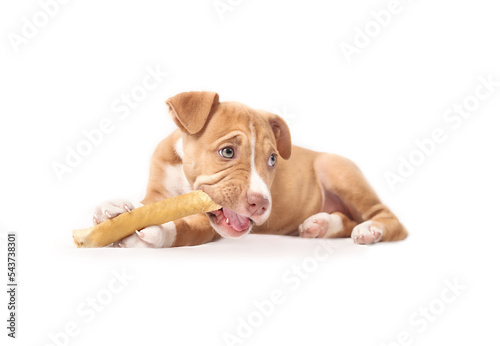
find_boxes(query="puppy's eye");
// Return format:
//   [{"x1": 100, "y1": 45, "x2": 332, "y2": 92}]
[
  {"x1": 268, "y1": 154, "x2": 277, "y2": 167},
  {"x1": 219, "y1": 147, "x2": 235, "y2": 159}
]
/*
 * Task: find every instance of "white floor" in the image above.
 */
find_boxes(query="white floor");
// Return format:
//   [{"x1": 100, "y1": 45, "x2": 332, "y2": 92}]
[
  {"x1": 6, "y1": 199, "x2": 500, "y2": 346},
  {"x1": 2, "y1": 0, "x2": 500, "y2": 345}
]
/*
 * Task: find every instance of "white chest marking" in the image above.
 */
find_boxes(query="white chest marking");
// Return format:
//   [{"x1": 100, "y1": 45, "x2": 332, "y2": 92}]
[
  {"x1": 164, "y1": 164, "x2": 192, "y2": 196},
  {"x1": 174, "y1": 137, "x2": 184, "y2": 160}
]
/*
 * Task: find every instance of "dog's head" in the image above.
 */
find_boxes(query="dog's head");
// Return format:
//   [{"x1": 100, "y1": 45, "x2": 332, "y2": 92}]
[{"x1": 166, "y1": 91, "x2": 291, "y2": 238}]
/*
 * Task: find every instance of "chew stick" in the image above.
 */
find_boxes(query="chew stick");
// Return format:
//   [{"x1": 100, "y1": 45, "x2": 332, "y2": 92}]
[{"x1": 72, "y1": 190, "x2": 220, "y2": 248}]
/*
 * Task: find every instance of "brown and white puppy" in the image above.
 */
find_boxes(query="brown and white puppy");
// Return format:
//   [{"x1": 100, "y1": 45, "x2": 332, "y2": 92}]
[{"x1": 93, "y1": 91, "x2": 408, "y2": 247}]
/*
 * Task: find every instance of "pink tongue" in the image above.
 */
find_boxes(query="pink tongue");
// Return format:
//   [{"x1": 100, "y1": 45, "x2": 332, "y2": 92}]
[{"x1": 222, "y1": 208, "x2": 250, "y2": 232}]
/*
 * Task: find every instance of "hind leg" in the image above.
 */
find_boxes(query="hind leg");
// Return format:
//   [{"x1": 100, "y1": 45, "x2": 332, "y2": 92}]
[
  {"x1": 350, "y1": 204, "x2": 408, "y2": 244},
  {"x1": 314, "y1": 153, "x2": 408, "y2": 245}
]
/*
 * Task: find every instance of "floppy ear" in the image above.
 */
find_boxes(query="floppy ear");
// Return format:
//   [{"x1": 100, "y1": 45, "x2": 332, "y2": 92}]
[
  {"x1": 268, "y1": 114, "x2": 292, "y2": 160},
  {"x1": 166, "y1": 91, "x2": 219, "y2": 134}
]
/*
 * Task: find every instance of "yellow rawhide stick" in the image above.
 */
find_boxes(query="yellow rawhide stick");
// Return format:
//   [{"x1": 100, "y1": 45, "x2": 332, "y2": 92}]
[{"x1": 72, "y1": 191, "x2": 221, "y2": 248}]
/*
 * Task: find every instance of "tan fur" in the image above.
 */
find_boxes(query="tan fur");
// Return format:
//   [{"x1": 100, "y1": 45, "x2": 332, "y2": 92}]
[{"x1": 140, "y1": 92, "x2": 407, "y2": 246}]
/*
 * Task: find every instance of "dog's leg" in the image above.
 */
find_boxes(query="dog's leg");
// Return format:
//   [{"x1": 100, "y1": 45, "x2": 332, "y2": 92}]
[
  {"x1": 169, "y1": 213, "x2": 221, "y2": 246},
  {"x1": 309, "y1": 153, "x2": 408, "y2": 245},
  {"x1": 117, "y1": 169, "x2": 220, "y2": 247},
  {"x1": 299, "y1": 212, "x2": 357, "y2": 239},
  {"x1": 118, "y1": 213, "x2": 219, "y2": 248},
  {"x1": 93, "y1": 195, "x2": 219, "y2": 248}
]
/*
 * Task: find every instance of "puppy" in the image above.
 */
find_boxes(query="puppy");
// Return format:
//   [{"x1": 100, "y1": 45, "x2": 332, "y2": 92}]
[{"x1": 94, "y1": 92, "x2": 407, "y2": 247}]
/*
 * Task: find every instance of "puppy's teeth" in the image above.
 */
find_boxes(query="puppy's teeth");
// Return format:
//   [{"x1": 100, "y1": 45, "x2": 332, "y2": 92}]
[{"x1": 225, "y1": 218, "x2": 230, "y2": 224}]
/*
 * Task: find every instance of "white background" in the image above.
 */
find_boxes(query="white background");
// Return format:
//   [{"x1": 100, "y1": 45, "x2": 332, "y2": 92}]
[{"x1": 1, "y1": 0, "x2": 499, "y2": 345}]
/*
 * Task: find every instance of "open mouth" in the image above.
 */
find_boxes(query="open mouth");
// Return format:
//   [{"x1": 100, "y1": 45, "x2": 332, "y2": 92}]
[{"x1": 208, "y1": 207, "x2": 253, "y2": 238}]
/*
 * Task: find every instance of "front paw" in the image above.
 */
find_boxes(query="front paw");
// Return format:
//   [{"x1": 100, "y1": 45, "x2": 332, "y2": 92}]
[
  {"x1": 299, "y1": 213, "x2": 330, "y2": 238},
  {"x1": 93, "y1": 199, "x2": 135, "y2": 225},
  {"x1": 117, "y1": 222, "x2": 177, "y2": 248},
  {"x1": 298, "y1": 212, "x2": 343, "y2": 238}
]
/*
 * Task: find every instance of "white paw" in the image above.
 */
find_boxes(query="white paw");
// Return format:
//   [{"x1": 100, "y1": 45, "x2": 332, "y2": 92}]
[
  {"x1": 351, "y1": 220, "x2": 383, "y2": 245},
  {"x1": 115, "y1": 232, "x2": 152, "y2": 248},
  {"x1": 298, "y1": 212, "x2": 343, "y2": 238},
  {"x1": 117, "y1": 222, "x2": 177, "y2": 248},
  {"x1": 93, "y1": 199, "x2": 135, "y2": 224}
]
